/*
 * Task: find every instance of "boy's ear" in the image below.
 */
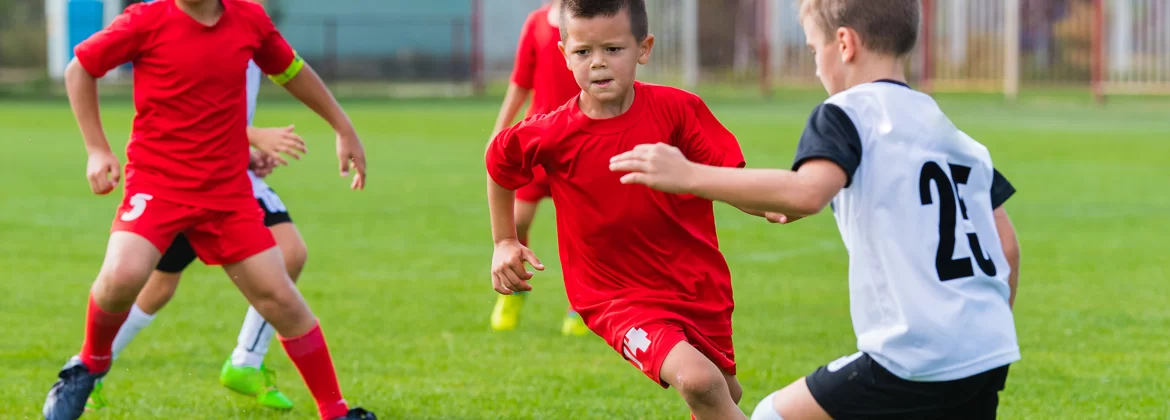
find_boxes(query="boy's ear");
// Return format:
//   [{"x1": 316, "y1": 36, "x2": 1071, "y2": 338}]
[
  {"x1": 638, "y1": 34, "x2": 655, "y2": 65},
  {"x1": 559, "y1": 41, "x2": 571, "y2": 67},
  {"x1": 837, "y1": 27, "x2": 858, "y2": 63}
]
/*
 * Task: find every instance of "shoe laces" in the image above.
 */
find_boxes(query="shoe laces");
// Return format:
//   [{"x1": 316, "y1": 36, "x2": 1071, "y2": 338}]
[{"x1": 260, "y1": 365, "x2": 279, "y2": 391}]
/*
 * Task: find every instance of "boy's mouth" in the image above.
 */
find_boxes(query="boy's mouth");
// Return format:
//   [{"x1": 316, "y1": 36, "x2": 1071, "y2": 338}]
[{"x1": 591, "y1": 78, "x2": 614, "y2": 88}]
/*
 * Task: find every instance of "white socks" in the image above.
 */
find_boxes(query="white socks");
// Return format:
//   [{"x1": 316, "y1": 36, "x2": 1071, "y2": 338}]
[
  {"x1": 230, "y1": 306, "x2": 275, "y2": 369},
  {"x1": 111, "y1": 304, "x2": 155, "y2": 360},
  {"x1": 107, "y1": 304, "x2": 274, "y2": 369},
  {"x1": 750, "y1": 391, "x2": 785, "y2": 420}
]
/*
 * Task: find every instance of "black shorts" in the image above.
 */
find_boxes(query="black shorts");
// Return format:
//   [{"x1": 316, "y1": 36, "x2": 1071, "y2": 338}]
[
  {"x1": 155, "y1": 188, "x2": 292, "y2": 273},
  {"x1": 807, "y1": 352, "x2": 1010, "y2": 420}
]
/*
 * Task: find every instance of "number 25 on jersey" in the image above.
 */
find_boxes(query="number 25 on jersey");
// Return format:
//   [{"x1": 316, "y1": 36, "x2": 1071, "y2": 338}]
[{"x1": 919, "y1": 162, "x2": 997, "y2": 282}]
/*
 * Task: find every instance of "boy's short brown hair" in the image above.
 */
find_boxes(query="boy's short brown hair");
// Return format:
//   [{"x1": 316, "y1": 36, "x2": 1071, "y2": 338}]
[
  {"x1": 800, "y1": 0, "x2": 919, "y2": 56},
  {"x1": 561, "y1": 0, "x2": 649, "y2": 42}
]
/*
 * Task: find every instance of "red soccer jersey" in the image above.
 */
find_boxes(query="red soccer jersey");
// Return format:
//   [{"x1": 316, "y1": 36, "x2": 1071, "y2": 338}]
[
  {"x1": 73, "y1": 0, "x2": 297, "y2": 210},
  {"x1": 511, "y1": 5, "x2": 580, "y2": 118},
  {"x1": 485, "y1": 82, "x2": 745, "y2": 336}
]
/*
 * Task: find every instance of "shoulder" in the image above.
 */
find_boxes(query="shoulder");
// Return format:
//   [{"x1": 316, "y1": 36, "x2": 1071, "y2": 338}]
[
  {"x1": 639, "y1": 82, "x2": 700, "y2": 103},
  {"x1": 638, "y1": 82, "x2": 707, "y2": 118},
  {"x1": 116, "y1": 1, "x2": 166, "y2": 27},
  {"x1": 512, "y1": 103, "x2": 575, "y2": 139},
  {"x1": 523, "y1": 7, "x2": 548, "y2": 28},
  {"x1": 230, "y1": 0, "x2": 269, "y2": 16}
]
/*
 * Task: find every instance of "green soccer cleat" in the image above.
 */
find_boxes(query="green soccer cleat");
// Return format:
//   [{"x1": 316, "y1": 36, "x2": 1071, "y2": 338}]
[
  {"x1": 84, "y1": 378, "x2": 108, "y2": 412},
  {"x1": 561, "y1": 310, "x2": 590, "y2": 337},
  {"x1": 219, "y1": 359, "x2": 294, "y2": 410},
  {"x1": 491, "y1": 292, "x2": 527, "y2": 331}
]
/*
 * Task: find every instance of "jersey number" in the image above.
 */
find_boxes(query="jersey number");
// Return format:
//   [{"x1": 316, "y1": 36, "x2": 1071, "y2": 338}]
[{"x1": 919, "y1": 162, "x2": 996, "y2": 281}]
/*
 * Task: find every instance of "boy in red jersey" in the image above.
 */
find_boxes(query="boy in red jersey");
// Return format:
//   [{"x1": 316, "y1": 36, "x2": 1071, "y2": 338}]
[
  {"x1": 488, "y1": 0, "x2": 589, "y2": 336},
  {"x1": 485, "y1": 1, "x2": 756, "y2": 418},
  {"x1": 44, "y1": 1, "x2": 372, "y2": 419}
]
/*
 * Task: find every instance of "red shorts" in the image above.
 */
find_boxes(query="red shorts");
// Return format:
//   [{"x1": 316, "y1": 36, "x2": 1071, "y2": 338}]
[
  {"x1": 607, "y1": 320, "x2": 736, "y2": 388},
  {"x1": 110, "y1": 192, "x2": 276, "y2": 265},
  {"x1": 516, "y1": 167, "x2": 551, "y2": 203}
]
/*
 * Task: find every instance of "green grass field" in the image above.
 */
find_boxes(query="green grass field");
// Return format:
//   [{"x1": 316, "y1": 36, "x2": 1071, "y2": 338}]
[{"x1": 1, "y1": 89, "x2": 1168, "y2": 419}]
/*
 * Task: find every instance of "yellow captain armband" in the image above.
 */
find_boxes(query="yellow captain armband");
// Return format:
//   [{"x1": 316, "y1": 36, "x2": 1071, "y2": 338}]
[{"x1": 268, "y1": 52, "x2": 306, "y2": 86}]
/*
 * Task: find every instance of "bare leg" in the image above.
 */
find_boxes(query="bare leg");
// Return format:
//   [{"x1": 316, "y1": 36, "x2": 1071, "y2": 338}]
[{"x1": 659, "y1": 342, "x2": 747, "y2": 420}]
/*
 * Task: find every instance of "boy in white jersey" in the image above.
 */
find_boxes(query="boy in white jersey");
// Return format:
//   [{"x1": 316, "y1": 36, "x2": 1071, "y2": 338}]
[
  {"x1": 86, "y1": 59, "x2": 312, "y2": 411},
  {"x1": 609, "y1": 0, "x2": 1022, "y2": 418}
]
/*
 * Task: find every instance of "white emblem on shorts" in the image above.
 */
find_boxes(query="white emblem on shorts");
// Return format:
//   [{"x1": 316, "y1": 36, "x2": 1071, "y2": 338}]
[
  {"x1": 827, "y1": 352, "x2": 864, "y2": 373},
  {"x1": 623, "y1": 327, "x2": 652, "y2": 369},
  {"x1": 120, "y1": 193, "x2": 154, "y2": 222}
]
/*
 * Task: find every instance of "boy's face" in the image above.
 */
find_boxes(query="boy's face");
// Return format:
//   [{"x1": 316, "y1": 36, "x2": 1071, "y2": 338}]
[
  {"x1": 803, "y1": 17, "x2": 846, "y2": 95},
  {"x1": 559, "y1": 9, "x2": 653, "y2": 104}
]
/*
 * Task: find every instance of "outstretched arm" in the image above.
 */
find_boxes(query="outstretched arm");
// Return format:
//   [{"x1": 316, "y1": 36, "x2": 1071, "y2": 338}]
[
  {"x1": 276, "y1": 64, "x2": 365, "y2": 189},
  {"x1": 610, "y1": 143, "x2": 846, "y2": 217}
]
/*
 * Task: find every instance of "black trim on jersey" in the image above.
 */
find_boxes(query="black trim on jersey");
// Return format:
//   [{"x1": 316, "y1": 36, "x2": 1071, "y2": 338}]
[
  {"x1": 990, "y1": 169, "x2": 1015, "y2": 209},
  {"x1": 792, "y1": 103, "x2": 863, "y2": 188},
  {"x1": 873, "y1": 79, "x2": 911, "y2": 89}
]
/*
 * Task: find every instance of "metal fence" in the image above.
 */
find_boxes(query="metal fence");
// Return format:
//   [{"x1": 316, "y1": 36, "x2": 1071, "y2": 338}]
[{"x1": 2, "y1": 0, "x2": 1168, "y2": 100}]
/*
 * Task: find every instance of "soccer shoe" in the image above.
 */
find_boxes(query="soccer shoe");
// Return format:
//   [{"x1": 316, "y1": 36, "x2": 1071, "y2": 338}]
[
  {"x1": 44, "y1": 355, "x2": 106, "y2": 420},
  {"x1": 334, "y1": 407, "x2": 377, "y2": 420},
  {"x1": 490, "y1": 293, "x2": 527, "y2": 331},
  {"x1": 219, "y1": 359, "x2": 294, "y2": 410},
  {"x1": 561, "y1": 311, "x2": 590, "y2": 336},
  {"x1": 84, "y1": 377, "x2": 109, "y2": 412}
]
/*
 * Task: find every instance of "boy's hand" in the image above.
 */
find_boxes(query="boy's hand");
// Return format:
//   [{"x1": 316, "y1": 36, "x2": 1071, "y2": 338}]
[
  {"x1": 86, "y1": 150, "x2": 121, "y2": 195},
  {"x1": 764, "y1": 212, "x2": 804, "y2": 224},
  {"x1": 248, "y1": 149, "x2": 276, "y2": 178},
  {"x1": 609, "y1": 143, "x2": 698, "y2": 194},
  {"x1": 336, "y1": 131, "x2": 366, "y2": 190},
  {"x1": 491, "y1": 239, "x2": 544, "y2": 295},
  {"x1": 250, "y1": 125, "x2": 307, "y2": 166}
]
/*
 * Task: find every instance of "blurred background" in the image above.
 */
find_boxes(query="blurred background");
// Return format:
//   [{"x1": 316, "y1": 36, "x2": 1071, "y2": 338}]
[{"x1": 4, "y1": 0, "x2": 1167, "y2": 100}]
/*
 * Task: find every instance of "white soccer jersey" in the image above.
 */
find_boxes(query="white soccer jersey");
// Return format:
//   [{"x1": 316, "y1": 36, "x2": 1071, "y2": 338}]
[
  {"x1": 792, "y1": 80, "x2": 1020, "y2": 382},
  {"x1": 244, "y1": 60, "x2": 269, "y2": 192}
]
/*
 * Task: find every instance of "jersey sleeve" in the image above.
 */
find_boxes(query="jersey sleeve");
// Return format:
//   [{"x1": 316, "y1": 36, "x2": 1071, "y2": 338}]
[
  {"x1": 990, "y1": 169, "x2": 1015, "y2": 209},
  {"x1": 73, "y1": 5, "x2": 148, "y2": 78},
  {"x1": 792, "y1": 103, "x2": 863, "y2": 187},
  {"x1": 676, "y1": 95, "x2": 746, "y2": 169},
  {"x1": 485, "y1": 117, "x2": 551, "y2": 190},
  {"x1": 510, "y1": 13, "x2": 539, "y2": 89},
  {"x1": 251, "y1": 10, "x2": 299, "y2": 81}
]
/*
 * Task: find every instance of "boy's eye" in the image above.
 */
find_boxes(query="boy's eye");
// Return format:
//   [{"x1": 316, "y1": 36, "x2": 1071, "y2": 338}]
[
  {"x1": 575, "y1": 49, "x2": 589, "y2": 55},
  {"x1": 605, "y1": 47, "x2": 621, "y2": 53}
]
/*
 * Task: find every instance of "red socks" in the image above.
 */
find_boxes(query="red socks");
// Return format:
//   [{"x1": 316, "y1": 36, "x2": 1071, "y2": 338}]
[
  {"x1": 281, "y1": 321, "x2": 348, "y2": 420},
  {"x1": 79, "y1": 294, "x2": 129, "y2": 373}
]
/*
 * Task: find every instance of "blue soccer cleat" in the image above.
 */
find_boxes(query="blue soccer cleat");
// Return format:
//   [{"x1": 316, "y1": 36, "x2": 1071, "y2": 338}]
[{"x1": 44, "y1": 355, "x2": 106, "y2": 420}]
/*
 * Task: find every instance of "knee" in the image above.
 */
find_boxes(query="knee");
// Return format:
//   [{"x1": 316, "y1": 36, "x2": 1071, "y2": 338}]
[
  {"x1": 728, "y1": 378, "x2": 743, "y2": 404},
  {"x1": 137, "y1": 272, "x2": 180, "y2": 313},
  {"x1": 281, "y1": 241, "x2": 308, "y2": 281},
  {"x1": 95, "y1": 258, "x2": 154, "y2": 304},
  {"x1": 674, "y1": 369, "x2": 730, "y2": 409}
]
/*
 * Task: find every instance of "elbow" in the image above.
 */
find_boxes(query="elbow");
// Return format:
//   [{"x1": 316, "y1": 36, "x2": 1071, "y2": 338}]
[
  {"x1": 64, "y1": 59, "x2": 95, "y2": 88},
  {"x1": 784, "y1": 190, "x2": 833, "y2": 218}
]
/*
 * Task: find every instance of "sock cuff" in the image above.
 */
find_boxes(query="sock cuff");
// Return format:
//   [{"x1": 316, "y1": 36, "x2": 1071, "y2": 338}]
[
  {"x1": 129, "y1": 304, "x2": 156, "y2": 322},
  {"x1": 88, "y1": 294, "x2": 131, "y2": 326},
  {"x1": 279, "y1": 319, "x2": 327, "y2": 359}
]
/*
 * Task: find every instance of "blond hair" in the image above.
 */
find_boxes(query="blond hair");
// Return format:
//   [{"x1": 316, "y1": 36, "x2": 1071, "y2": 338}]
[{"x1": 799, "y1": 0, "x2": 919, "y2": 56}]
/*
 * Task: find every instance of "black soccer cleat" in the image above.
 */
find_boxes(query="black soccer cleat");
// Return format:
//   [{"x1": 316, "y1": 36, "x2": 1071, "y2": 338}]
[
  {"x1": 43, "y1": 356, "x2": 105, "y2": 420},
  {"x1": 334, "y1": 407, "x2": 376, "y2": 420}
]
